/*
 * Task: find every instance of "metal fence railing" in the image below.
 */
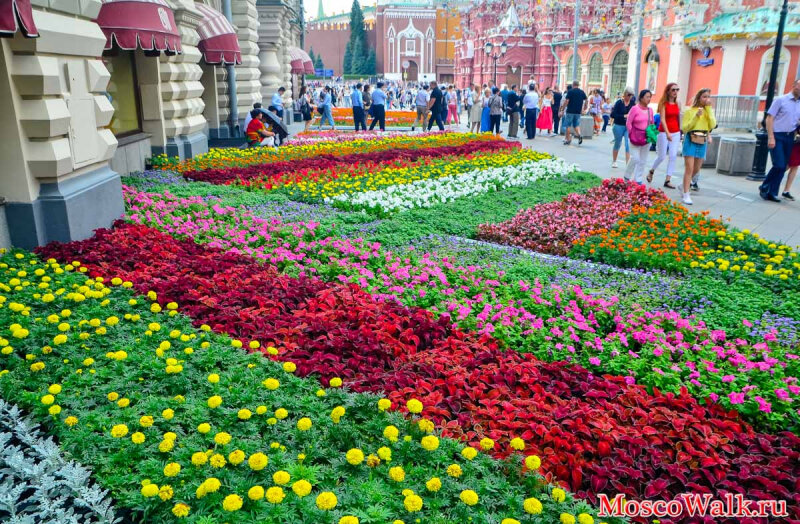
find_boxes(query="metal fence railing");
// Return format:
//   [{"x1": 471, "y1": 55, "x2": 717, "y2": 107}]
[{"x1": 709, "y1": 95, "x2": 760, "y2": 131}]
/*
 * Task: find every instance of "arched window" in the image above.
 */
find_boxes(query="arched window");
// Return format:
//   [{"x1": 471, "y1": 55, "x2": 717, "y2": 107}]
[
  {"x1": 645, "y1": 45, "x2": 659, "y2": 93},
  {"x1": 566, "y1": 54, "x2": 580, "y2": 83},
  {"x1": 609, "y1": 50, "x2": 628, "y2": 97},
  {"x1": 388, "y1": 26, "x2": 396, "y2": 73},
  {"x1": 588, "y1": 53, "x2": 602, "y2": 84},
  {"x1": 758, "y1": 48, "x2": 790, "y2": 98}
]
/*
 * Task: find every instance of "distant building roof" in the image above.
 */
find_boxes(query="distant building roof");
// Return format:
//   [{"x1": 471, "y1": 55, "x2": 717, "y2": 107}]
[
  {"x1": 685, "y1": 6, "x2": 800, "y2": 43},
  {"x1": 310, "y1": 5, "x2": 376, "y2": 23}
]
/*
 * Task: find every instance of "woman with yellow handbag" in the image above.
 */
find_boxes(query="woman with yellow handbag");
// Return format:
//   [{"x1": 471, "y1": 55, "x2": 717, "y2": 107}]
[{"x1": 680, "y1": 88, "x2": 716, "y2": 205}]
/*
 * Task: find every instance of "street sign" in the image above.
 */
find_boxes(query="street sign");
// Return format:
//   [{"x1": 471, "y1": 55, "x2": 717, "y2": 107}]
[
  {"x1": 314, "y1": 68, "x2": 334, "y2": 77},
  {"x1": 697, "y1": 58, "x2": 714, "y2": 67}
]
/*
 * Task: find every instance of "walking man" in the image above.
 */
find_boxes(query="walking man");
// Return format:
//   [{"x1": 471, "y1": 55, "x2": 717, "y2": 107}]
[
  {"x1": 427, "y1": 81, "x2": 445, "y2": 131},
  {"x1": 369, "y1": 82, "x2": 387, "y2": 131},
  {"x1": 562, "y1": 81, "x2": 587, "y2": 145},
  {"x1": 351, "y1": 82, "x2": 366, "y2": 131},
  {"x1": 760, "y1": 78, "x2": 800, "y2": 202},
  {"x1": 507, "y1": 84, "x2": 520, "y2": 138},
  {"x1": 412, "y1": 84, "x2": 430, "y2": 131},
  {"x1": 552, "y1": 86, "x2": 562, "y2": 135},
  {"x1": 523, "y1": 85, "x2": 539, "y2": 140}
]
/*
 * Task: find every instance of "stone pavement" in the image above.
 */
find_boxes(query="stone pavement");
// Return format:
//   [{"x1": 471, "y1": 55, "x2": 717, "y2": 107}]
[{"x1": 285, "y1": 118, "x2": 800, "y2": 247}]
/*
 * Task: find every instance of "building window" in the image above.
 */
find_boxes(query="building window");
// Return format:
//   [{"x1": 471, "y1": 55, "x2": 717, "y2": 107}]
[
  {"x1": 609, "y1": 50, "x2": 628, "y2": 97},
  {"x1": 103, "y1": 51, "x2": 142, "y2": 137},
  {"x1": 406, "y1": 39, "x2": 415, "y2": 53},
  {"x1": 566, "y1": 53, "x2": 580, "y2": 82},
  {"x1": 759, "y1": 48, "x2": 790, "y2": 98},
  {"x1": 588, "y1": 53, "x2": 602, "y2": 84},
  {"x1": 645, "y1": 46, "x2": 659, "y2": 93}
]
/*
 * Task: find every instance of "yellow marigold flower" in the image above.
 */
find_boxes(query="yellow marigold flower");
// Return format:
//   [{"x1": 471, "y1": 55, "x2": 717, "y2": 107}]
[
  {"x1": 330, "y1": 406, "x2": 345, "y2": 423},
  {"x1": 577, "y1": 514, "x2": 594, "y2": 524},
  {"x1": 48, "y1": 405, "x2": 61, "y2": 416},
  {"x1": 41, "y1": 394, "x2": 55, "y2": 405},
  {"x1": 461, "y1": 447, "x2": 478, "y2": 460},
  {"x1": 296, "y1": 417, "x2": 312, "y2": 431},
  {"x1": 159, "y1": 439, "x2": 174, "y2": 453},
  {"x1": 270, "y1": 470, "x2": 289, "y2": 485},
  {"x1": 263, "y1": 378, "x2": 279, "y2": 390},
  {"x1": 228, "y1": 449, "x2": 245, "y2": 465},
  {"x1": 48, "y1": 384, "x2": 62, "y2": 395},
  {"x1": 404, "y1": 494, "x2": 423, "y2": 512},
  {"x1": 141, "y1": 484, "x2": 159, "y2": 497},
  {"x1": 256, "y1": 405, "x2": 268, "y2": 415},
  {"x1": 420, "y1": 435, "x2": 439, "y2": 451},
  {"x1": 460, "y1": 490, "x2": 479, "y2": 506},
  {"x1": 406, "y1": 399, "x2": 423, "y2": 414},
  {"x1": 502, "y1": 519, "x2": 522, "y2": 524},
  {"x1": 164, "y1": 432, "x2": 177, "y2": 442},
  {"x1": 191, "y1": 452, "x2": 208, "y2": 466},
  {"x1": 116, "y1": 398, "x2": 130, "y2": 408},
  {"x1": 203, "y1": 477, "x2": 221, "y2": 493},
  {"x1": 552, "y1": 487, "x2": 566, "y2": 503},
  {"x1": 264, "y1": 486, "x2": 285, "y2": 504},
  {"x1": 292, "y1": 479, "x2": 312, "y2": 497},
  {"x1": 425, "y1": 477, "x2": 442, "y2": 492},
  {"x1": 525, "y1": 455, "x2": 541, "y2": 470},
  {"x1": 418, "y1": 418, "x2": 434, "y2": 433},
  {"x1": 158, "y1": 485, "x2": 174, "y2": 501},
  {"x1": 383, "y1": 425, "x2": 399, "y2": 442},
  {"x1": 377, "y1": 398, "x2": 391, "y2": 411},
  {"x1": 208, "y1": 373, "x2": 220, "y2": 383},
  {"x1": 560, "y1": 514, "x2": 576, "y2": 524},
  {"x1": 480, "y1": 438, "x2": 495, "y2": 451},
  {"x1": 389, "y1": 466, "x2": 405, "y2": 482},
  {"x1": 209, "y1": 454, "x2": 226, "y2": 468},
  {"x1": 339, "y1": 517, "x2": 359, "y2": 524},
  {"x1": 247, "y1": 485, "x2": 264, "y2": 501},
  {"x1": 131, "y1": 432, "x2": 145, "y2": 444},
  {"x1": 248, "y1": 452, "x2": 268, "y2": 471},
  {"x1": 510, "y1": 438, "x2": 525, "y2": 451},
  {"x1": 64, "y1": 416, "x2": 78, "y2": 427},
  {"x1": 377, "y1": 446, "x2": 392, "y2": 461},
  {"x1": 275, "y1": 408, "x2": 288, "y2": 420},
  {"x1": 163, "y1": 463, "x2": 180, "y2": 477},
  {"x1": 329, "y1": 377, "x2": 342, "y2": 387},
  {"x1": 346, "y1": 448, "x2": 364, "y2": 466},
  {"x1": 446, "y1": 464, "x2": 462, "y2": 478},
  {"x1": 222, "y1": 494, "x2": 243, "y2": 512},
  {"x1": 238, "y1": 409, "x2": 252, "y2": 420},
  {"x1": 197, "y1": 423, "x2": 211, "y2": 434},
  {"x1": 282, "y1": 361, "x2": 296, "y2": 373},
  {"x1": 231, "y1": 339, "x2": 243, "y2": 348},
  {"x1": 316, "y1": 491, "x2": 338, "y2": 510},
  {"x1": 161, "y1": 408, "x2": 174, "y2": 420},
  {"x1": 30, "y1": 362, "x2": 45, "y2": 372},
  {"x1": 266, "y1": 345, "x2": 279, "y2": 355},
  {"x1": 207, "y1": 395, "x2": 222, "y2": 409},
  {"x1": 111, "y1": 424, "x2": 128, "y2": 438},
  {"x1": 248, "y1": 340, "x2": 260, "y2": 349},
  {"x1": 213, "y1": 432, "x2": 232, "y2": 445},
  {"x1": 392, "y1": 521, "x2": 405, "y2": 524},
  {"x1": 171, "y1": 503, "x2": 190, "y2": 518}
]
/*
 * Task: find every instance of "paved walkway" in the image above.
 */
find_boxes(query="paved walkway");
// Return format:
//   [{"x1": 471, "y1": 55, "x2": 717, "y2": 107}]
[{"x1": 286, "y1": 119, "x2": 800, "y2": 247}]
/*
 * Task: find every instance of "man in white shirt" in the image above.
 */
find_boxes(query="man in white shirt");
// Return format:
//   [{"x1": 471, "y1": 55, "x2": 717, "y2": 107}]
[
  {"x1": 243, "y1": 102, "x2": 262, "y2": 133},
  {"x1": 522, "y1": 85, "x2": 540, "y2": 140},
  {"x1": 412, "y1": 85, "x2": 430, "y2": 131},
  {"x1": 270, "y1": 87, "x2": 286, "y2": 120}
]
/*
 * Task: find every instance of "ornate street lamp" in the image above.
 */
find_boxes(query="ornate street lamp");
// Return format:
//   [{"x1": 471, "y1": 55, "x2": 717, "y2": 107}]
[{"x1": 485, "y1": 40, "x2": 507, "y2": 84}]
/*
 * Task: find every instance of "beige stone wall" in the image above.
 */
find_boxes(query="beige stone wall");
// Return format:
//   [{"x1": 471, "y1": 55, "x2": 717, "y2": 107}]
[
  {"x1": 232, "y1": 0, "x2": 262, "y2": 120},
  {"x1": 0, "y1": 0, "x2": 115, "y2": 204}
]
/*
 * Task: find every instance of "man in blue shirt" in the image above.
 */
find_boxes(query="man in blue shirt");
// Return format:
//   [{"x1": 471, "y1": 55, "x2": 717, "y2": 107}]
[
  {"x1": 351, "y1": 82, "x2": 366, "y2": 131},
  {"x1": 369, "y1": 82, "x2": 387, "y2": 131},
  {"x1": 500, "y1": 85, "x2": 510, "y2": 122},
  {"x1": 318, "y1": 86, "x2": 335, "y2": 130},
  {"x1": 427, "y1": 81, "x2": 445, "y2": 131},
  {"x1": 270, "y1": 87, "x2": 285, "y2": 120},
  {"x1": 760, "y1": 79, "x2": 800, "y2": 202}
]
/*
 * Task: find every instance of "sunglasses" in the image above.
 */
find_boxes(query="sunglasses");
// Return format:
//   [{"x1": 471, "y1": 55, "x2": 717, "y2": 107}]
[{"x1": 670, "y1": 88, "x2": 680, "y2": 92}]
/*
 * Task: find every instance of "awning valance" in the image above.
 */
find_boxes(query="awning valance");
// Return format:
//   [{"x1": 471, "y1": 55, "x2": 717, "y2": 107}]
[
  {"x1": 195, "y1": 3, "x2": 241, "y2": 65},
  {"x1": 97, "y1": 0, "x2": 181, "y2": 54},
  {"x1": 0, "y1": 0, "x2": 39, "y2": 38},
  {"x1": 289, "y1": 46, "x2": 314, "y2": 75}
]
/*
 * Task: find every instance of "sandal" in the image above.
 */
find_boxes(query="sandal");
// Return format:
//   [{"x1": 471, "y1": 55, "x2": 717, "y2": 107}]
[
  {"x1": 663, "y1": 180, "x2": 676, "y2": 189},
  {"x1": 647, "y1": 169, "x2": 654, "y2": 183}
]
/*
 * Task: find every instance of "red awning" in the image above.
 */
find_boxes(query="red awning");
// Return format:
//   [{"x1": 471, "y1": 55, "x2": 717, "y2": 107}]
[
  {"x1": 289, "y1": 47, "x2": 313, "y2": 75},
  {"x1": 195, "y1": 3, "x2": 241, "y2": 65},
  {"x1": 97, "y1": 0, "x2": 181, "y2": 54},
  {"x1": 0, "y1": 0, "x2": 39, "y2": 38}
]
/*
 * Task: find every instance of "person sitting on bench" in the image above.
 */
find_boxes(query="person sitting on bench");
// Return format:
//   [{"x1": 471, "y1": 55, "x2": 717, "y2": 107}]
[{"x1": 246, "y1": 109, "x2": 275, "y2": 147}]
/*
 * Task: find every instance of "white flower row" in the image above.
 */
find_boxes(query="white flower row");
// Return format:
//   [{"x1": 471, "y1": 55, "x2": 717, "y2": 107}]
[{"x1": 325, "y1": 158, "x2": 577, "y2": 214}]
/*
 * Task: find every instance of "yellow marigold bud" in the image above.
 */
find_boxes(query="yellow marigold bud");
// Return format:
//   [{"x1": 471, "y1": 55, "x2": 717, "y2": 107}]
[
  {"x1": 197, "y1": 423, "x2": 211, "y2": 434},
  {"x1": 377, "y1": 446, "x2": 392, "y2": 461}
]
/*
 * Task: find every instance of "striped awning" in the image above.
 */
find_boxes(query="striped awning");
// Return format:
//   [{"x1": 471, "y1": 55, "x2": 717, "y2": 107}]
[
  {"x1": 0, "y1": 0, "x2": 38, "y2": 38},
  {"x1": 289, "y1": 46, "x2": 314, "y2": 75},
  {"x1": 195, "y1": 3, "x2": 241, "y2": 65},
  {"x1": 97, "y1": 0, "x2": 181, "y2": 55}
]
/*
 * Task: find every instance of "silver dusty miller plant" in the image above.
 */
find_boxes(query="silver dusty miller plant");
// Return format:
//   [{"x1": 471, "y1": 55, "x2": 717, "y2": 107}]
[{"x1": 0, "y1": 399, "x2": 120, "y2": 524}]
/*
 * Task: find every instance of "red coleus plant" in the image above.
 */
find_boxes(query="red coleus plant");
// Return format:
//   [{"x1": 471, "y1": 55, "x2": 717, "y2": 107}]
[
  {"x1": 38, "y1": 223, "x2": 800, "y2": 523},
  {"x1": 185, "y1": 140, "x2": 519, "y2": 186},
  {"x1": 477, "y1": 178, "x2": 667, "y2": 255}
]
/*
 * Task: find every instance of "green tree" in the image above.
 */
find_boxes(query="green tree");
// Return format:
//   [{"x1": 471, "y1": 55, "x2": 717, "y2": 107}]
[
  {"x1": 314, "y1": 53, "x2": 324, "y2": 70},
  {"x1": 308, "y1": 47, "x2": 317, "y2": 66},
  {"x1": 346, "y1": 0, "x2": 367, "y2": 74},
  {"x1": 350, "y1": 35, "x2": 365, "y2": 74},
  {"x1": 364, "y1": 48, "x2": 376, "y2": 75},
  {"x1": 342, "y1": 41, "x2": 352, "y2": 76}
]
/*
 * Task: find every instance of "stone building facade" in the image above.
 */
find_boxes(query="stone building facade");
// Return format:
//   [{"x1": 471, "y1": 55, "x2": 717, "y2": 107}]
[{"x1": 0, "y1": 0, "x2": 304, "y2": 249}]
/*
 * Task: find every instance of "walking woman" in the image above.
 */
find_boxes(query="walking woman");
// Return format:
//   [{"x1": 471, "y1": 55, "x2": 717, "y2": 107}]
[
  {"x1": 470, "y1": 86, "x2": 483, "y2": 133},
  {"x1": 447, "y1": 85, "x2": 460, "y2": 124},
  {"x1": 298, "y1": 86, "x2": 313, "y2": 132},
  {"x1": 488, "y1": 86, "x2": 504, "y2": 135},
  {"x1": 590, "y1": 89, "x2": 604, "y2": 135},
  {"x1": 625, "y1": 89, "x2": 654, "y2": 184},
  {"x1": 537, "y1": 87, "x2": 554, "y2": 136},
  {"x1": 680, "y1": 88, "x2": 716, "y2": 205},
  {"x1": 480, "y1": 87, "x2": 492, "y2": 132},
  {"x1": 610, "y1": 87, "x2": 635, "y2": 168},
  {"x1": 648, "y1": 82, "x2": 681, "y2": 188},
  {"x1": 601, "y1": 97, "x2": 612, "y2": 132}
]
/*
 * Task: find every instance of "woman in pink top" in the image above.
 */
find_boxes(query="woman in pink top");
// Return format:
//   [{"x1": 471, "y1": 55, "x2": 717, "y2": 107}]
[{"x1": 625, "y1": 89, "x2": 654, "y2": 184}]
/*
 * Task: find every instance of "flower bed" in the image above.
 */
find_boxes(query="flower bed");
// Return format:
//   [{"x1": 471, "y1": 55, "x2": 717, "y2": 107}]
[
  {"x1": 327, "y1": 158, "x2": 575, "y2": 215},
  {"x1": 37, "y1": 224, "x2": 800, "y2": 520},
  {"x1": 0, "y1": 250, "x2": 602, "y2": 524},
  {"x1": 312, "y1": 107, "x2": 417, "y2": 127},
  {"x1": 476, "y1": 179, "x2": 667, "y2": 256},
  {"x1": 287, "y1": 130, "x2": 447, "y2": 145},
  {"x1": 116, "y1": 189, "x2": 800, "y2": 432}
]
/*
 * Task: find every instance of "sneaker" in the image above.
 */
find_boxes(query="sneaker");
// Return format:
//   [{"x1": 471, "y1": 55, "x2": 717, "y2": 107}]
[
  {"x1": 682, "y1": 192, "x2": 693, "y2": 205},
  {"x1": 690, "y1": 182, "x2": 699, "y2": 191},
  {"x1": 577, "y1": 135, "x2": 583, "y2": 145},
  {"x1": 563, "y1": 140, "x2": 571, "y2": 145},
  {"x1": 783, "y1": 192, "x2": 795, "y2": 201},
  {"x1": 612, "y1": 161, "x2": 619, "y2": 169}
]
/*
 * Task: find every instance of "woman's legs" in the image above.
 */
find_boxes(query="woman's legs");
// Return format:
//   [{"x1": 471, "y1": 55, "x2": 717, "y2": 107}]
[
  {"x1": 682, "y1": 156, "x2": 695, "y2": 195},
  {"x1": 650, "y1": 133, "x2": 668, "y2": 182},
  {"x1": 783, "y1": 166, "x2": 797, "y2": 198},
  {"x1": 665, "y1": 132, "x2": 680, "y2": 184}
]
